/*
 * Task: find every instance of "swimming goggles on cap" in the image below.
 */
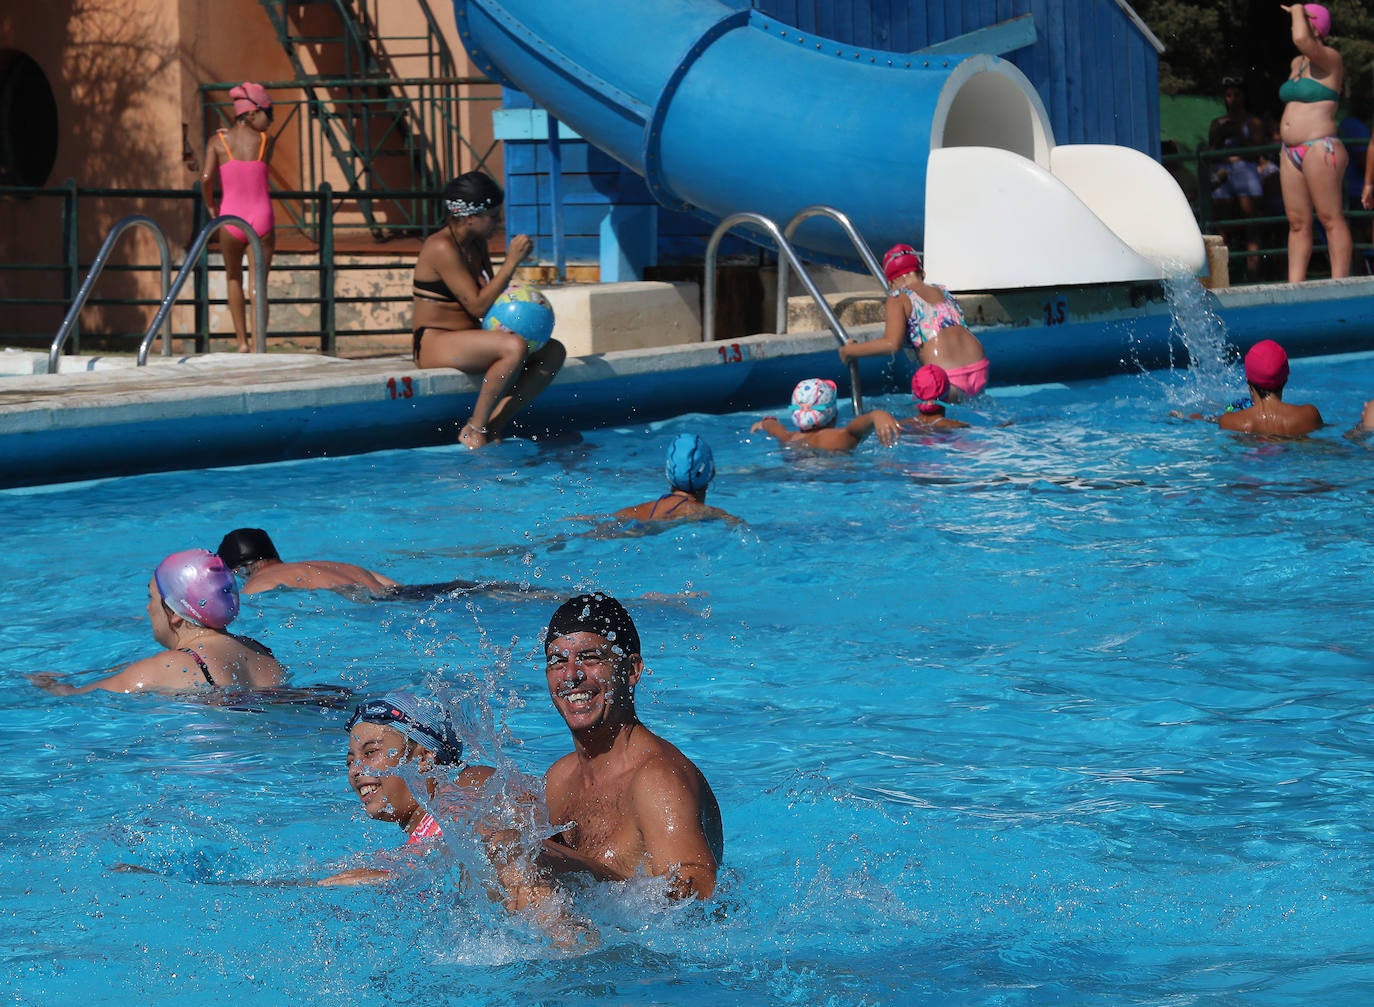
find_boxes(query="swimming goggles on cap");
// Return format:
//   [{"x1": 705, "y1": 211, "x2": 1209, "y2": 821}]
[{"x1": 345, "y1": 697, "x2": 466, "y2": 765}]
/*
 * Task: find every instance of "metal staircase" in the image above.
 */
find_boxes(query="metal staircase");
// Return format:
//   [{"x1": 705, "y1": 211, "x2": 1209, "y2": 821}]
[{"x1": 257, "y1": 0, "x2": 466, "y2": 236}]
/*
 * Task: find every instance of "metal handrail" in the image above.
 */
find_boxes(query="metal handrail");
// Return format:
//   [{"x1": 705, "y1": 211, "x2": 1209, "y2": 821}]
[
  {"x1": 703, "y1": 211, "x2": 864, "y2": 414},
  {"x1": 137, "y1": 216, "x2": 267, "y2": 363},
  {"x1": 49, "y1": 215, "x2": 173, "y2": 373},
  {"x1": 776, "y1": 205, "x2": 887, "y2": 335}
]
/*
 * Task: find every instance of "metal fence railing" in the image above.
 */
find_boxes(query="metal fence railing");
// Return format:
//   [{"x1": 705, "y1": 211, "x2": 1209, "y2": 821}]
[
  {"x1": 1163, "y1": 141, "x2": 1374, "y2": 282},
  {"x1": 0, "y1": 182, "x2": 452, "y2": 357}
]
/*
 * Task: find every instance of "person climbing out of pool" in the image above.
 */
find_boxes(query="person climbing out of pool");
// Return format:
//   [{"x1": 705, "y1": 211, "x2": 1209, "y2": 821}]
[
  {"x1": 538, "y1": 593, "x2": 723, "y2": 901},
  {"x1": 412, "y1": 171, "x2": 567, "y2": 450},
  {"x1": 898, "y1": 364, "x2": 970, "y2": 433},
  {"x1": 28, "y1": 549, "x2": 283, "y2": 695},
  {"x1": 838, "y1": 244, "x2": 990, "y2": 400},
  {"x1": 1216, "y1": 339, "x2": 1323, "y2": 436},
  {"x1": 613, "y1": 433, "x2": 738, "y2": 524},
  {"x1": 320, "y1": 690, "x2": 593, "y2": 945},
  {"x1": 749, "y1": 377, "x2": 900, "y2": 452},
  {"x1": 217, "y1": 527, "x2": 399, "y2": 596}
]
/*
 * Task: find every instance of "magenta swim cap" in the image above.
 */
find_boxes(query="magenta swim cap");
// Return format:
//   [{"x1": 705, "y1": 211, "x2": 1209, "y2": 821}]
[
  {"x1": 911, "y1": 363, "x2": 951, "y2": 414},
  {"x1": 155, "y1": 549, "x2": 239, "y2": 629},
  {"x1": 1303, "y1": 4, "x2": 1331, "y2": 38},
  {"x1": 882, "y1": 244, "x2": 923, "y2": 283}
]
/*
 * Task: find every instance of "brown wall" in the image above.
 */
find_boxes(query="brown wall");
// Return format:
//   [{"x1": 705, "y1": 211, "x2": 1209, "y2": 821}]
[{"x1": 0, "y1": 0, "x2": 501, "y2": 346}]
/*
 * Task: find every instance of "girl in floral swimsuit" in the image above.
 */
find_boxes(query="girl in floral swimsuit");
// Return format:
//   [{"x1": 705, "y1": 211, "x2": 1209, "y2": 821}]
[{"x1": 838, "y1": 244, "x2": 990, "y2": 399}]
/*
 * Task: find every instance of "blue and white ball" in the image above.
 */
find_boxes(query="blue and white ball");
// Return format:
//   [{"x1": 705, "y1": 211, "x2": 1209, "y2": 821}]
[{"x1": 483, "y1": 283, "x2": 555, "y2": 350}]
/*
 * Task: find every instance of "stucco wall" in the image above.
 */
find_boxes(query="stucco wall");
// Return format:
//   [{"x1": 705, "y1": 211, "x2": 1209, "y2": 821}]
[{"x1": 0, "y1": 0, "x2": 499, "y2": 346}]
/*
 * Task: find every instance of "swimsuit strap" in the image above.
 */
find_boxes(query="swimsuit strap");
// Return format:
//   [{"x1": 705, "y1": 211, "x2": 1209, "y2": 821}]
[
  {"x1": 256, "y1": 131, "x2": 268, "y2": 161},
  {"x1": 647, "y1": 492, "x2": 690, "y2": 519},
  {"x1": 216, "y1": 130, "x2": 234, "y2": 161},
  {"x1": 179, "y1": 646, "x2": 216, "y2": 686},
  {"x1": 406, "y1": 811, "x2": 443, "y2": 845}
]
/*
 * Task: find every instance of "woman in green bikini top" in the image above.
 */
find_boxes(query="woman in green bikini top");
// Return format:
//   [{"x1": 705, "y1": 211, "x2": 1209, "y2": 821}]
[{"x1": 1276, "y1": 4, "x2": 1349, "y2": 283}]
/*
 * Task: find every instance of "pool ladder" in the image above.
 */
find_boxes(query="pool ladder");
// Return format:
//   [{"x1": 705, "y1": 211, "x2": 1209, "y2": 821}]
[
  {"x1": 704, "y1": 205, "x2": 886, "y2": 415},
  {"x1": 48, "y1": 214, "x2": 269, "y2": 373}
]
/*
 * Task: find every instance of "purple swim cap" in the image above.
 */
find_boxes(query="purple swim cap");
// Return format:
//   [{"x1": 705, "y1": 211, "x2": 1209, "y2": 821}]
[{"x1": 154, "y1": 549, "x2": 239, "y2": 629}]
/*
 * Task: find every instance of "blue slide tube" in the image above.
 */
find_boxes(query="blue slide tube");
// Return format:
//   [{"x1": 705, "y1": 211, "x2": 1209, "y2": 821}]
[{"x1": 454, "y1": 0, "x2": 1020, "y2": 264}]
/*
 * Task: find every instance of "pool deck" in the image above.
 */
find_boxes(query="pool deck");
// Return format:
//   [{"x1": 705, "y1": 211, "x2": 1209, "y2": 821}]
[
  {"x1": 4, "y1": 274, "x2": 1374, "y2": 488},
  {"x1": 0, "y1": 327, "x2": 858, "y2": 487}
]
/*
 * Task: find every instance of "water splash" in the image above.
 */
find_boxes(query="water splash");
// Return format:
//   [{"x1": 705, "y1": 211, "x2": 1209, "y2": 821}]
[{"x1": 1156, "y1": 271, "x2": 1241, "y2": 410}]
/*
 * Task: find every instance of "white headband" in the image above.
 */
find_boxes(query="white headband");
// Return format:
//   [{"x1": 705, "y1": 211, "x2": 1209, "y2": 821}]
[{"x1": 446, "y1": 196, "x2": 496, "y2": 217}]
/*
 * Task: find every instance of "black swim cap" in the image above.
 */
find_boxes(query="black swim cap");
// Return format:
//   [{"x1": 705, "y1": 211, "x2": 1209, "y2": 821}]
[
  {"x1": 544, "y1": 592, "x2": 641, "y2": 657},
  {"x1": 216, "y1": 528, "x2": 279, "y2": 569}
]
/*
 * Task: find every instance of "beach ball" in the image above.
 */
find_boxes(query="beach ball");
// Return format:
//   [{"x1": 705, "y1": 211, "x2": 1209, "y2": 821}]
[{"x1": 483, "y1": 283, "x2": 555, "y2": 350}]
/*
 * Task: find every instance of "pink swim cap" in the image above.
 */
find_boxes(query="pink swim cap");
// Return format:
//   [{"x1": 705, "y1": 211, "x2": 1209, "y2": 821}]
[
  {"x1": 1244, "y1": 339, "x2": 1290, "y2": 392},
  {"x1": 882, "y1": 244, "x2": 923, "y2": 283},
  {"x1": 155, "y1": 549, "x2": 239, "y2": 629},
  {"x1": 1303, "y1": 4, "x2": 1331, "y2": 38},
  {"x1": 911, "y1": 363, "x2": 951, "y2": 414},
  {"x1": 230, "y1": 82, "x2": 272, "y2": 118}
]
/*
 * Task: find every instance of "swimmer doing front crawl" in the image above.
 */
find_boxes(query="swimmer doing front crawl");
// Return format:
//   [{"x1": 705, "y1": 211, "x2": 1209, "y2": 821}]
[{"x1": 29, "y1": 549, "x2": 283, "y2": 695}]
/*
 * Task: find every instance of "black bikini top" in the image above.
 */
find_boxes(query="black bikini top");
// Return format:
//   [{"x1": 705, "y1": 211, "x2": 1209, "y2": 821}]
[{"x1": 413, "y1": 275, "x2": 458, "y2": 303}]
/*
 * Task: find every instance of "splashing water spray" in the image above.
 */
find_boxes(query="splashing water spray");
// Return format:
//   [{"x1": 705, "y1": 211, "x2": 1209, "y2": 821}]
[{"x1": 1155, "y1": 268, "x2": 1241, "y2": 410}]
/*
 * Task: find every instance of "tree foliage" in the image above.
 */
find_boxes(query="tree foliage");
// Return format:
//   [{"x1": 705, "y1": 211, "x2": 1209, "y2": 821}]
[{"x1": 1133, "y1": 0, "x2": 1374, "y2": 115}]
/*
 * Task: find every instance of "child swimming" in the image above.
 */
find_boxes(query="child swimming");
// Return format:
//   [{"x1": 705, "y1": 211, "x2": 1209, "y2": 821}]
[{"x1": 750, "y1": 378, "x2": 899, "y2": 451}]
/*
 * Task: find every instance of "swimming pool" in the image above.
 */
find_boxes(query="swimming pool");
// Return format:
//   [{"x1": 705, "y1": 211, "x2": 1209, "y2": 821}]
[{"x1": 5, "y1": 347, "x2": 1373, "y2": 1004}]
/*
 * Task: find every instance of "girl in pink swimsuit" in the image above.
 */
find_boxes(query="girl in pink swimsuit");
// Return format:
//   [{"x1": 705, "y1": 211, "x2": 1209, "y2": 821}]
[
  {"x1": 839, "y1": 244, "x2": 990, "y2": 400},
  {"x1": 200, "y1": 82, "x2": 277, "y2": 352}
]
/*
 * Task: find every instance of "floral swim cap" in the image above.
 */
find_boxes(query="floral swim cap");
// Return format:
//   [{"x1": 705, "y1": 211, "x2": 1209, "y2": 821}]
[
  {"x1": 154, "y1": 549, "x2": 239, "y2": 629},
  {"x1": 791, "y1": 378, "x2": 839, "y2": 431}
]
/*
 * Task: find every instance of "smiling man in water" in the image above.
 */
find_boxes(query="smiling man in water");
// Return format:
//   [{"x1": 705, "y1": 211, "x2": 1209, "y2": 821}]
[{"x1": 538, "y1": 592, "x2": 723, "y2": 900}]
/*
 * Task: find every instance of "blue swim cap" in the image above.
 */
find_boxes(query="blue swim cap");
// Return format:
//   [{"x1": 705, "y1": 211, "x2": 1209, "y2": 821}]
[{"x1": 665, "y1": 433, "x2": 715, "y2": 492}]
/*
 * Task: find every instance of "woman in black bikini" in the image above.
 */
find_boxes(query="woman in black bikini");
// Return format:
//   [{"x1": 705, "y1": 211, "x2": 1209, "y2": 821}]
[
  {"x1": 412, "y1": 172, "x2": 567, "y2": 450},
  {"x1": 28, "y1": 549, "x2": 283, "y2": 695}
]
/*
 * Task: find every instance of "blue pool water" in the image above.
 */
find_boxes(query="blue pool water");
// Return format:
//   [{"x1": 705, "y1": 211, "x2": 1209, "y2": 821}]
[{"x1": 4, "y1": 348, "x2": 1373, "y2": 1005}]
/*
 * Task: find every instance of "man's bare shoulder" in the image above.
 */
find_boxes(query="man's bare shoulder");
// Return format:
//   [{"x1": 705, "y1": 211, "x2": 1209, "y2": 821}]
[{"x1": 625, "y1": 730, "x2": 708, "y2": 795}]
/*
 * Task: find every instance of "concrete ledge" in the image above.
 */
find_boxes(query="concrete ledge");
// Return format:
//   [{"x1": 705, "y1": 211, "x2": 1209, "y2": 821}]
[{"x1": 542, "y1": 281, "x2": 701, "y2": 356}]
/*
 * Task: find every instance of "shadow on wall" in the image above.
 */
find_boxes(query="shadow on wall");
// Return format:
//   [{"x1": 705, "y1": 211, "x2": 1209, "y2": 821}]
[{"x1": 0, "y1": 0, "x2": 193, "y2": 342}]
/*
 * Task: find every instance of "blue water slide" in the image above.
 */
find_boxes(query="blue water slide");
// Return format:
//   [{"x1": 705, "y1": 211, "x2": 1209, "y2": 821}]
[{"x1": 454, "y1": 0, "x2": 1203, "y2": 289}]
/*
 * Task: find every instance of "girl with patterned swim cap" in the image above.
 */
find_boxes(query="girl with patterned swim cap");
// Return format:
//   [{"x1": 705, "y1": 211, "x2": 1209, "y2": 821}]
[
  {"x1": 749, "y1": 378, "x2": 901, "y2": 452},
  {"x1": 28, "y1": 549, "x2": 283, "y2": 696},
  {"x1": 838, "y1": 244, "x2": 990, "y2": 400}
]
